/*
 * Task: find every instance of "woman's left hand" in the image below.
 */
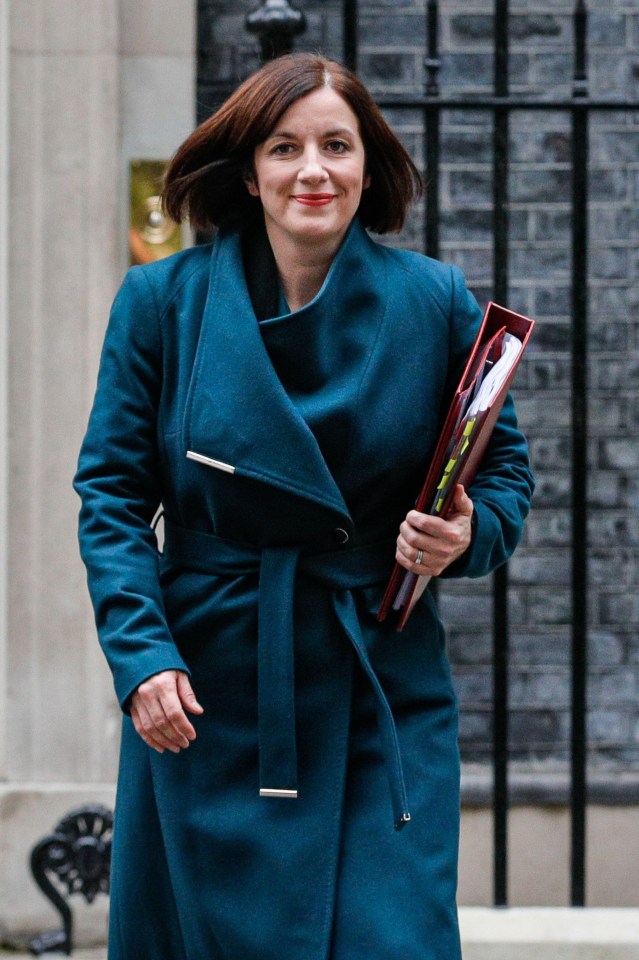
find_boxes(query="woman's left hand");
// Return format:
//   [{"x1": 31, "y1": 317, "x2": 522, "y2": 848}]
[{"x1": 396, "y1": 484, "x2": 474, "y2": 577}]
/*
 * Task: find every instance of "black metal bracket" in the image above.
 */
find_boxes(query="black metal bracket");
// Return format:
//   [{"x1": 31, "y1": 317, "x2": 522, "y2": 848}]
[{"x1": 29, "y1": 805, "x2": 113, "y2": 956}]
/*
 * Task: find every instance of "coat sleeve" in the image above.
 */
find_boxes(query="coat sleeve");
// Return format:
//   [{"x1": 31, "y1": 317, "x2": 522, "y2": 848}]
[
  {"x1": 73, "y1": 266, "x2": 189, "y2": 712},
  {"x1": 438, "y1": 265, "x2": 535, "y2": 580}
]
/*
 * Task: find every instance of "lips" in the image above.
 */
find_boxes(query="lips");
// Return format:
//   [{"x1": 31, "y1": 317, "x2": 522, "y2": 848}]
[{"x1": 292, "y1": 194, "x2": 335, "y2": 206}]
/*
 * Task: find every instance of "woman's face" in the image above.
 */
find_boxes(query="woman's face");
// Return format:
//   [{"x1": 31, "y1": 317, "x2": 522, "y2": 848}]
[{"x1": 246, "y1": 86, "x2": 370, "y2": 250}]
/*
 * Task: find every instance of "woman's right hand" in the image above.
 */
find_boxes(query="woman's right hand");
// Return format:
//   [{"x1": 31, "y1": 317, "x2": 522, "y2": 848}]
[{"x1": 130, "y1": 669, "x2": 204, "y2": 753}]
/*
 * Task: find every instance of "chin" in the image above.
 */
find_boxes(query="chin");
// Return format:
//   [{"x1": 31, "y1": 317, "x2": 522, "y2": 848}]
[{"x1": 290, "y1": 215, "x2": 351, "y2": 240}]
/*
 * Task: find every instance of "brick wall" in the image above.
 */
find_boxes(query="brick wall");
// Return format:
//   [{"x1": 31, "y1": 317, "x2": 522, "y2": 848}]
[{"x1": 198, "y1": 0, "x2": 639, "y2": 790}]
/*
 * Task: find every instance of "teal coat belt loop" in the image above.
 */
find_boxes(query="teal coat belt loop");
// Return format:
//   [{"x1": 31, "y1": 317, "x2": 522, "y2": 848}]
[{"x1": 163, "y1": 520, "x2": 411, "y2": 830}]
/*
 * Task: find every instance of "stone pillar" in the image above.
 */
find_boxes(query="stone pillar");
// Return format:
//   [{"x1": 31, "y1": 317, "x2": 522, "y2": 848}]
[
  {"x1": 0, "y1": 0, "x2": 9, "y2": 785},
  {"x1": 1, "y1": 0, "x2": 195, "y2": 943},
  {"x1": 2, "y1": 0, "x2": 121, "y2": 942}
]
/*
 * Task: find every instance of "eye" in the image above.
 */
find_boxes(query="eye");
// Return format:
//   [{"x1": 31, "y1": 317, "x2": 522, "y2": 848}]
[
  {"x1": 326, "y1": 140, "x2": 349, "y2": 154},
  {"x1": 271, "y1": 142, "x2": 296, "y2": 155}
]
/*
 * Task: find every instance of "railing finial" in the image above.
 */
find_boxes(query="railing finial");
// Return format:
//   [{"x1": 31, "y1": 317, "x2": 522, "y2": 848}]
[{"x1": 245, "y1": 0, "x2": 306, "y2": 63}]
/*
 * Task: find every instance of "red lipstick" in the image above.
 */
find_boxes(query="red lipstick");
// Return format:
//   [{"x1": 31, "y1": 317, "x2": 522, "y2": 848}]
[{"x1": 293, "y1": 194, "x2": 335, "y2": 206}]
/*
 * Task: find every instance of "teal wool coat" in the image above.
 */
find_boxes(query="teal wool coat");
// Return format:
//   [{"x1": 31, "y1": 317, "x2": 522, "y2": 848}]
[{"x1": 74, "y1": 216, "x2": 534, "y2": 960}]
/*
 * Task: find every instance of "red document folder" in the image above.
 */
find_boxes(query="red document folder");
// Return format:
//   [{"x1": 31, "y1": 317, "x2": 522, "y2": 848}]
[{"x1": 377, "y1": 301, "x2": 535, "y2": 631}]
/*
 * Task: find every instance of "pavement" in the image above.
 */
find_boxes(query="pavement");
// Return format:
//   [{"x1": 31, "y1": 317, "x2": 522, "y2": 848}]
[
  {"x1": 1, "y1": 953, "x2": 106, "y2": 959},
  {"x1": 4, "y1": 909, "x2": 639, "y2": 959}
]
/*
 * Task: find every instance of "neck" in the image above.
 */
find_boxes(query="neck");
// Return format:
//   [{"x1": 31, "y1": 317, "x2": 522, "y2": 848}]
[{"x1": 264, "y1": 221, "x2": 349, "y2": 312}]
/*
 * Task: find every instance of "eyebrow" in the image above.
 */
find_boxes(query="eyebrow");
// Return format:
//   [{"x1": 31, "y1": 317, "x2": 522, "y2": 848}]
[{"x1": 267, "y1": 127, "x2": 355, "y2": 140}]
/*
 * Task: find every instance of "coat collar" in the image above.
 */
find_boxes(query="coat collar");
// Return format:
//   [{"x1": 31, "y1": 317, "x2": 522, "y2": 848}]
[{"x1": 183, "y1": 216, "x2": 386, "y2": 524}]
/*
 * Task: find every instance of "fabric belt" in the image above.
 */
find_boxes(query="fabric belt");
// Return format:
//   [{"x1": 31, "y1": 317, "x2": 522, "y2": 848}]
[{"x1": 163, "y1": 519, "x2": 411, "y2": 830}]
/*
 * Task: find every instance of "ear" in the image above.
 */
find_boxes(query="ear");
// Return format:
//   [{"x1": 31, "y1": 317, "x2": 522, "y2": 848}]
[
  {"x1": 363, "y1": 172, "x2": 372, "y2": 190},
  {"x1": 244, "y1": 171, "x2": 260, "y2": 197}
]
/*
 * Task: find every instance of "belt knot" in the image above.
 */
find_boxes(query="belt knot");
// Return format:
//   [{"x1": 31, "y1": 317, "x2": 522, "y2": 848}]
[{"x1": 163, "y1": 520, "x2": 411, "y2": 830}]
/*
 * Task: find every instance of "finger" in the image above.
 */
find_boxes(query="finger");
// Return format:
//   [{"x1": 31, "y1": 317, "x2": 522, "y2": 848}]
[
  {"x1": 140, "y1": 676, "x2": 192, "y2": 747},
  {"x1": 397, "y1": 525, "x2": 468, "y2": 569},
  {"x1": 158, "y1": 693, "x2": 194, "y2": 746},
  {"x1": 404, "y1": 510, "x2": 468, "y2": 545},
  {"x1": 400, "y1": 518, "x2": 455, "y2": 554},
  {"x1": 176, "y1": 671, "x2": 204, "y2": 715},
  {"x1": 404, "y1": 511, "x2": 456, "y2": 540},
  {"x1": 134, "y1": 704, "x2": 178, "y2": 753},
  {"x1": 138, "y1": 681, "x2": 191, "y2": 749},
  {"x1": 395, "y1": 545, "x2": 415, "y2": 572},
  {"x1": 399, "y1": 518, "x2": 438, "y2": 548},
  {"x1": 396, "y1": 532, "x2": 437, "y2": 564},
  {"x1": 398, "y1": 524, "x2": 452, "y2": 558},
  {"x1": 396, "y1": 529, "x2": 449, "y2": 566},
  {"x1": 450, "y1": 484, "x2": 474, "y2": 517},
  {"x1": 395, "y1": 543, "x2": 447, "y2": 577},
  {"x1": 146, "y1": 683, "x2": 193, "y2": 746},
  {"x1": 410, "y1": 541, "x2": 451, "y2": 566},
  {"x1": 132, "y1": 702, "x2": 180, "y2": 753}
]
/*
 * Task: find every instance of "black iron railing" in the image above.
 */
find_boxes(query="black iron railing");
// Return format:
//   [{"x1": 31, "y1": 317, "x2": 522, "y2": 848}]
[
  {"x1": 341, "y1": 0, "x2": 637, "y2": 908},
  {"x1": 29, "y1": 805, "x2": 112, "y2": 956},
  {"x1": 197, "y1": 0, "x2": 639, "y2": 908}
]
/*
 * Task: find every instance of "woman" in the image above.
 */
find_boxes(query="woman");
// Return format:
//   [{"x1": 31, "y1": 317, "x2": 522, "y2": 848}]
[{"x1": 74, "y1": 53, "x2": 533, "y2": 960}]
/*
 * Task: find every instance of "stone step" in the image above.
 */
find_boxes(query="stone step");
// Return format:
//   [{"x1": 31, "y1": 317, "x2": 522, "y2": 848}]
[
  {"x1": 459, "y1": 907, "x2": 639, "y2": 960},
  {"x1": 4, "y1": 908, "x2": 639, "y2": 959},
  {"x1": 2, "y1": 953, "x2": 106, "y2": 959}
]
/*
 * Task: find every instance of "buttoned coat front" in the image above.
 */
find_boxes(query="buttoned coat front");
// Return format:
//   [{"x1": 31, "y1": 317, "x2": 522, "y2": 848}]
[{"x1": 74, "y1": 217, "x2": 534, "y2": 960}]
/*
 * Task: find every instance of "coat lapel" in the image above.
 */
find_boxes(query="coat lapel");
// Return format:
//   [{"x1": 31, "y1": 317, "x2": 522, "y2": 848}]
[{"x1": 184, "y1": 218, "x2": 384, "y2": 522}]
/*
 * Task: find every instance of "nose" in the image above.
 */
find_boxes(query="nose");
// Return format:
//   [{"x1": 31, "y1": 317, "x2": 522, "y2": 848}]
[{"x1": 297, "y1": 146, "x2": 329, "y2": 183}]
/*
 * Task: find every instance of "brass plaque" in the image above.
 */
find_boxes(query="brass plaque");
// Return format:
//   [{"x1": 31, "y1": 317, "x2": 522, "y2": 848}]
[{"x1": 129, "y1": 160, "x2": 184, "y2": 265}]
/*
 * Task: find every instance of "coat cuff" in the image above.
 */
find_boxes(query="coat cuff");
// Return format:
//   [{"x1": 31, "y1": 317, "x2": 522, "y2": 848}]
[
  {"x1": 115, "y1": 650, "x2": 191, "y2": 715},
  {"x1": 438, "y1": 499, "x2": 504, "y2": 581}
]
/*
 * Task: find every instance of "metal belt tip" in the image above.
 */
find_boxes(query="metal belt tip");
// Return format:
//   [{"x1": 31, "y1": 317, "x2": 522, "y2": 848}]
[{"x1": 259, "y1": 788, "x2": 299, "y2": 799}]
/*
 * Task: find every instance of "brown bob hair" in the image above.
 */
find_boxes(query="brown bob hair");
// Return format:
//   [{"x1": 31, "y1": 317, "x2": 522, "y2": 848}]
[{"x1": 162, "y1": 53, "x2": 422, "y2": 235}]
